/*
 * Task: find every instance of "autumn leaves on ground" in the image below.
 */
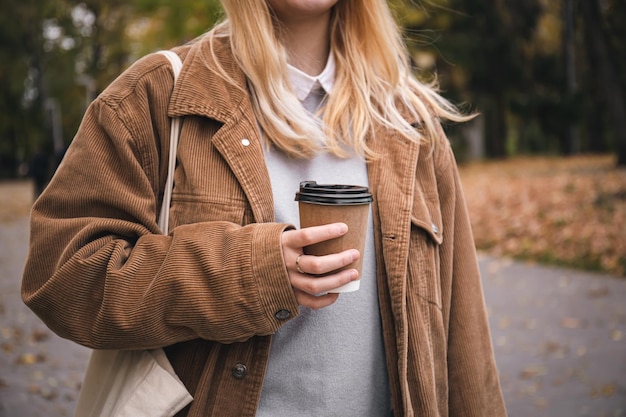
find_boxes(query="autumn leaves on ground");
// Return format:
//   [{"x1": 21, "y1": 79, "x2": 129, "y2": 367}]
[
  {"x1": 2, "y1": 153, "x2": 625, "y2": 277},
  {"x1": 460, "y1": 154, "x2": 626, "y2": 277}
]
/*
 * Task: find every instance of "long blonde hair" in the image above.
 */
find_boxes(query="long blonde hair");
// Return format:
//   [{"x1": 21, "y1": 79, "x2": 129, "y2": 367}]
[{"x1": 209, "y1": 0, "x2": 469, "y2": 160}]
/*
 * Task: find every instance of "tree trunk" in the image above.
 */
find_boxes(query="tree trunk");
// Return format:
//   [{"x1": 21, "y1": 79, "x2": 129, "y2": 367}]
[
  {"x1": 581, "y1": 0, "x2": 626, "y2": 165},
  {"x1": 563, "y1": 0, "x2": 580, "y2": 154},
  {"x1": 483, "y1": 94, "x2": 507, "y2": 158}
]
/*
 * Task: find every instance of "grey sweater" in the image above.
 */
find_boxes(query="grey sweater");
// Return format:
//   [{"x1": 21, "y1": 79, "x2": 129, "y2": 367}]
[{"x1": 256, "y1": 78, "x2": 391, "y2": 416}]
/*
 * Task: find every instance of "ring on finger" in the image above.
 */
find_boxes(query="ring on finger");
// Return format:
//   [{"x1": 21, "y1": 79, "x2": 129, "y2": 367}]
[{"x1": 295, "y1": 254, "x2": 306, "y2": 274}]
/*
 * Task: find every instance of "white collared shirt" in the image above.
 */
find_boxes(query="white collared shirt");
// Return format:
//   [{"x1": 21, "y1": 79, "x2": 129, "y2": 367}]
[{"x1": 287, "y1": 53, "x2": 336, "y2": 102}]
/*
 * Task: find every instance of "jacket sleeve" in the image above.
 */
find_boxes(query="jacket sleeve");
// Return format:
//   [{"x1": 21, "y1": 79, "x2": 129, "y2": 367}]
[
  {"x1": 21, "y1": 60, "x2": 299, "y2": 350},
  {"x1": 436, "y1": 142, "x2": 508, "y2": 416}
]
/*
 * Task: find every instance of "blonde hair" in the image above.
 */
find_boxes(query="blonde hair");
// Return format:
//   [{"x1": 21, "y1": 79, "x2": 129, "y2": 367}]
[{"x1": 209, "y1": 0, "x2": 469, "y2": 160}]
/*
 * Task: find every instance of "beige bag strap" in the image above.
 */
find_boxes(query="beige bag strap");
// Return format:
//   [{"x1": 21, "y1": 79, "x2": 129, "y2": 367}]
[{"x1": 157, "y1": 50, "x2": 183, "y2": 234}]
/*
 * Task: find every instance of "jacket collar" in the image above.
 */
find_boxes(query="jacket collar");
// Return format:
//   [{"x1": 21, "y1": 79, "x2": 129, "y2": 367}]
[{"x1": 168, "y1": 35, "x2": 250, "y2": 123}]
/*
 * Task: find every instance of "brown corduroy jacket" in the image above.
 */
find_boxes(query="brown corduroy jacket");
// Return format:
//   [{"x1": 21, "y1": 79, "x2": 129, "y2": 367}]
[{"x1": 22, "y1": 35, "x2": 507, "y2": 417}]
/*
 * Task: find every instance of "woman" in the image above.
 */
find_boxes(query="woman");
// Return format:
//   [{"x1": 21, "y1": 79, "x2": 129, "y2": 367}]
[{"x1": 22, "y1": 0, "x2": 507, "y2": 416}]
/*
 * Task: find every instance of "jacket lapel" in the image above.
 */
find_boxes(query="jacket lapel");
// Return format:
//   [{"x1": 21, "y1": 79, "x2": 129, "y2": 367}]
[
  {"x1": 368, "y1": 125, "x2": 420, "y2": 307},
  {"x1": 166, "y1": 35, "x2": 275, "y2": 224},
  {"x1": 367, "y1": 124, "x2": 420, "y2": 414},
  {"x1": 211, "y1": 108, "x2": 275, "y2": 224}
]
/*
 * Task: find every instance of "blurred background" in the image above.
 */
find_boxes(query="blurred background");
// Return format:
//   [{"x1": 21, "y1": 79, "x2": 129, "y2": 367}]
[
  {"x1": 0, "y1": 0, "x2": 625, "y2": 416},
  {"x1": 1, "y1": 0, "x2": 624, "y2": 277}
]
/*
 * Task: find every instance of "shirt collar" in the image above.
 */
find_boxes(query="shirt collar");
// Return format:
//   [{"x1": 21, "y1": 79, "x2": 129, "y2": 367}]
[{"x1": 287, "y1": 53, "x2": 336, "y2": 101}]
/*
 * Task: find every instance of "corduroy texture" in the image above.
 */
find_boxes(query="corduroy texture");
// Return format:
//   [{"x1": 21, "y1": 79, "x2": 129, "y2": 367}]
[{"x1": 22, "y1": 35, "x2": 507, "y2": 417}]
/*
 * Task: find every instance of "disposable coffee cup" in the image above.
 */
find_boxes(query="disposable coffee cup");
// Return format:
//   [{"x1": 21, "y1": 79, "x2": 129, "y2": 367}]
[{"x1": 295, "y1": 181, "x2": 373, "y2": 293}]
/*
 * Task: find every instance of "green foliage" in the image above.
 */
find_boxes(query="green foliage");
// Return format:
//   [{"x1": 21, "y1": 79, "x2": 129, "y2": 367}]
[
  {"x1": 1, "y1": 0, "x2": 625, "y2": 178},
  {"x1": 397, "y1": 0, "x2": 625, "y2": 162},
  {"x1": 0, "y1": 0, "x2": 52, "y2": 175},
  {"x1": 130, "y1": 0, "x2": 223, "y2": 53},
  {"x1": 0, "y1": 0, "x2": 222, "y2": 178}
]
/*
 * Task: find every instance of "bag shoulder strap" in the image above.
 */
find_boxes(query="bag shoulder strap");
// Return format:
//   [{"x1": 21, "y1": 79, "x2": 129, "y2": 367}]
[
  {"x1": 156, "y1": 50, "x2": 183, "y2": 235},
  {"x1": 158, "y1": 50, "x2": 183, "y2": 82}
]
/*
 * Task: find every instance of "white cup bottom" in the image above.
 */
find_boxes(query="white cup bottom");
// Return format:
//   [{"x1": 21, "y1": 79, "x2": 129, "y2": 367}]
[{"x1": 328, "y1": 279, "x2": 360, "y2": 293}]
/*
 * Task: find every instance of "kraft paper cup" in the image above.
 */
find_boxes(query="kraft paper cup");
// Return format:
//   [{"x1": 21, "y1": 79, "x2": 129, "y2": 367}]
[{"x1": 295, "y1": 181, "x2": 373, "y2": 293}]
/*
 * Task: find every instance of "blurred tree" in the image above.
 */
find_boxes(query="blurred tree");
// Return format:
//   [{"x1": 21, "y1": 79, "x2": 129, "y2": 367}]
[
  {"x1": 2, "y1": 0, "x2": 625, "y2": 177},
  {"x1": 129, "y1": 0, "x2": 223, "y2": 54},
  {"x1": 397, "y1": 0, "x2": 542, "y2": 158},
  {"x1": 580, "y1": 0, "x2": 626, "y2": 166},
  {"x1": 607, "y1": 0, "x2": 626, "y2": 165},
  {"x1": 0, "y1": 0, "x2": 221, "y2": 179},
  {"x1": 393, "y1": 0, "x2": 625, "y2": 164},
  {"x1": 562, "y1": 0, "x2": 579, "y2": 154},
  {"x1": 0, "y1": 0, "x2": 55, "y2": 177}
]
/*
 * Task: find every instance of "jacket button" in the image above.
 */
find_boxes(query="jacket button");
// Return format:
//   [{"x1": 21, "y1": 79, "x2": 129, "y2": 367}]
[
  {"x1": 232, "y1": 363, "x2": 247, "y2": 379},
  {"x1": 241, "y1": 138, "x2": 250, "y2": 146},
  {"x1": 431, "y1": 223, "x2": 439, "y2": 234},
  {"x1": 275, "y1": 309, "x2": 291, "y2": 320}
]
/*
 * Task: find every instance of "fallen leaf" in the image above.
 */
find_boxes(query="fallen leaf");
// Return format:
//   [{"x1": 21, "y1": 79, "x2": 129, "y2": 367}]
[
  {"x1": 601, "y1": 384, "x2": 615, "y2": 397},
  {"x1": 498, "y1": 317, "x2": 511, "y2": 329},
  {"x1": 39, "y1": 386, "x2": 58, "y2": 401},
  {"x1": 16, "y1": 353, "x2": 45, "y2": 365},
  {"x1": 523, "y1": 319, "x2": 537, "y2": 330},
  {"x1": 17, "y1": 353, "x2": 38, "y2": 365},
  {"x1": 587, "y1": 286, "x2": 610, "y2": 298},
  {"x1": 590, "y1": 384, "x2": 616, "y2": 398},
  {"x1": 520, "y1": 365, "x2": 547, "y2": 379},
  {"x1": 1, "y1": 327, "x2": 13, "y2": 339},
  {"x1": 30, "y1": 329, "x2": 50, "y2": 343},
  {"x1": 560, "y1": 317, "x2": 582, "y2": 329},
  {"x1": 543, "y1": 341, "x2": 569, "y2": 357},
  {"x1": 533, "y1": 398, "x2": 549, "y2": 409}
]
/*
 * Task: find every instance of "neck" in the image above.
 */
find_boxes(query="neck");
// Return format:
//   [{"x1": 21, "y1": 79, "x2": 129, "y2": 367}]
[{"x1": 280, "y1": 13, "x2": 331, "y2": 76}]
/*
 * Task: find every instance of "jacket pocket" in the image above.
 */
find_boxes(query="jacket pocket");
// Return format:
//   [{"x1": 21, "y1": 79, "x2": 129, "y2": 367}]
[
  {"x1": 169, "y1": 193, "x2": 248, "y2": 228},
  {"x1": 407, "y1": 193, "x2": 443, "y2": 308}
]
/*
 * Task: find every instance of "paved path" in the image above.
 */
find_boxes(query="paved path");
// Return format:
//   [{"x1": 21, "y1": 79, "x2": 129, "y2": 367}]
[
  {"x1": 481, "y1": 255, "x2": 626, "y2": 416},
  {"x1": 1, "y1": 191, "x2": 624, "y2": 416}
]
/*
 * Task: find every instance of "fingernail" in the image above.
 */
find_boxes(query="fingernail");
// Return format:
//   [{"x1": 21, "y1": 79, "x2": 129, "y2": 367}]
[{"x1": 336, "y1": 223, "x2": 348, "y2": 234}]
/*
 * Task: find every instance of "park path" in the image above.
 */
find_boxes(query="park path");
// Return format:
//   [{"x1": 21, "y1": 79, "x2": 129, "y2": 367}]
[{"x1": 0, "y1": 181, "x2": 624, "y2": 416}]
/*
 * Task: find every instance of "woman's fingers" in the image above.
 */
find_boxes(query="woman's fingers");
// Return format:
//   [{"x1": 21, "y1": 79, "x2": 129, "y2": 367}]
[
  {"x1": 280, "y1": 223, "x2": 360, "y2": 309},
  {"x1": 293, "y1": 290, "x2": 340, "y2": 310},
  {"x1": 282, "y1": 223, "x2": 348, "y2": 248},
  {"x1": 282, "y1": 223, "x2": 357, "y2": 275},
  {"x1": 291, "y1": 267, "x2": 358, "y2": 297},
  {"x1": 294, "y1": 250, "x2": 359, "y2": 276}
]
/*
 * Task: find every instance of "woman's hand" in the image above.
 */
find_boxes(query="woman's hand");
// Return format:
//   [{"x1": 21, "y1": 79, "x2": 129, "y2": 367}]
[{"x1": 281, "y1": 223, "x2": 359, "y2": 309}]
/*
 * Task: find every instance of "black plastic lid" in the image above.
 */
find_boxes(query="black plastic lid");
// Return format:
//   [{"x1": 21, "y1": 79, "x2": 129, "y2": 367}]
[{"x1": 295, "y1": 181, "x2": 373, "y2": 205}]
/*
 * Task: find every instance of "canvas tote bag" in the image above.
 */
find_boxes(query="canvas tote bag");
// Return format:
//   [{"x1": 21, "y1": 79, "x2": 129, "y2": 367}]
[{"x1": 74, "y1": 50, "x2": 193, "y2": 417}]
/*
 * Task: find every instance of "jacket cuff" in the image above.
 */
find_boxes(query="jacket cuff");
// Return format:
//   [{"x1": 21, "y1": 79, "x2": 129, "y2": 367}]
[{"x1": 250, "y1": 223, "x2": 299, "y2": 332}]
